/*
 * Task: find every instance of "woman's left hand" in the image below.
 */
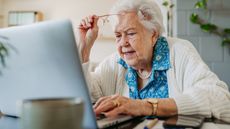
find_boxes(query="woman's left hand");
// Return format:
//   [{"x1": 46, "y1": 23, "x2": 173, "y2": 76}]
[{"x1": 94, "y1": 94, "x2": 152, "y2": 117}]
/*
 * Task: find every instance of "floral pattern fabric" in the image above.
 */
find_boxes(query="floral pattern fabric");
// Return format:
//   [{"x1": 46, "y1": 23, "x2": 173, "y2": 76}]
[{"x1": 117, "y1": 36, "x2": 170, "y2": 99}]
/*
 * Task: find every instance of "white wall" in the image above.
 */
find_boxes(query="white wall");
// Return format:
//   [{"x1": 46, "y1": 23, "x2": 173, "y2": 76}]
[
  {"x1": 1, "y1": 0, "x2": 167, "y2": 62},
  {"x1": 175, "y1": 0, "x2": 230, "y2": 86},
  {"x1": 1, "y1": 0, "x2": 117, "y2": 62},
  {"x1": 0, "y1": 0, "x2": 3, "y2": 14},
  {"x1": 2, "y1": 0, "x2": 116, "y2": 26}
]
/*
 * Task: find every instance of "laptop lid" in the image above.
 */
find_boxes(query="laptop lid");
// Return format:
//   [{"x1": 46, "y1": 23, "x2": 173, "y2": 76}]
[{"x1": 0, "y1": 20, "x2": 97, "y2": 129}]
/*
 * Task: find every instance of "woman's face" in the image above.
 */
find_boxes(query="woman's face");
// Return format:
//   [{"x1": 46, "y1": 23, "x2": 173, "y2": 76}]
[{"x1": 114, "y1": 12, "x2": 157, "y2": 69}]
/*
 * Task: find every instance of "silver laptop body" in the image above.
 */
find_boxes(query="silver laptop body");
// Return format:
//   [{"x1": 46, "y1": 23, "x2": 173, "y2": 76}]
[{"x1": 0, "y1": 20, "x2": 131, "y2": 129}]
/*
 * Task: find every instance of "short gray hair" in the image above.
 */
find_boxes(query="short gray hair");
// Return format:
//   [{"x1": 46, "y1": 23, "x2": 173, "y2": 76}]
[{"x1": 109, "y1": 0, "x2": 164, "y2": 36}]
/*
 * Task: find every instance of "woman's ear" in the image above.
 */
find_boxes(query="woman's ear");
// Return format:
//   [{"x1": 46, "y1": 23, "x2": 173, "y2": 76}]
[{"x1": 151, "y1": 31, "x2": 158, "y2": 46}]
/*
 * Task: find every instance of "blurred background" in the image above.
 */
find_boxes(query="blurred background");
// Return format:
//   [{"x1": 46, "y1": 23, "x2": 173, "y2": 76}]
[{"x1": 0, "y1": 0, "x2": 229, "y2": 87}]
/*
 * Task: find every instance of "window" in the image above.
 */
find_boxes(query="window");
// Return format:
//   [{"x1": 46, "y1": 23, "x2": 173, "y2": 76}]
[{"x1": 8, "y1": 11, "x2": 43, "y2": 26}]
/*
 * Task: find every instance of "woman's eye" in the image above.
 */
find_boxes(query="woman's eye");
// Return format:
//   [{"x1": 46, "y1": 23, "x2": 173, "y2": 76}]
[
  {"x1": 127, "y1": 32, "x2": 136, "y2": 36},
  {"x1": 115, "y1": 35, "x2": 121, "y2": 43},
  {"x1": 115, "y1": 35, "x2": 121, "y2": 38}
]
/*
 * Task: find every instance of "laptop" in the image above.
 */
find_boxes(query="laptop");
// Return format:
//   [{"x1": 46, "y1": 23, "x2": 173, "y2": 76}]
[{"x1": 0, "y1": 20, "x2": 132, "y2": 129}]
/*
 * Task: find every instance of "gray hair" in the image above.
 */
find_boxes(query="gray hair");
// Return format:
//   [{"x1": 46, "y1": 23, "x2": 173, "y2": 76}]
[{"x1": 109, "y1": 0, "x2": 164, "y2": 36}]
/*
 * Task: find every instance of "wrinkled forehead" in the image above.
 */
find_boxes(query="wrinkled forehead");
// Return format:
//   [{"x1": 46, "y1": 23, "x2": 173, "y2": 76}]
[{"x1": 112, "y1": 12, "x2": 140, "y2": 32}]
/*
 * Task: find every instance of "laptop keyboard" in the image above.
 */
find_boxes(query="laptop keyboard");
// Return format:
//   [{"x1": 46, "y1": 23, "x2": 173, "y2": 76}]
[
  {"x1": 96, "y1": 113, "x2": 106, "y2": 120},
  {"x1": 97, "y1": 115, "x2": 133, "y2": 128}
]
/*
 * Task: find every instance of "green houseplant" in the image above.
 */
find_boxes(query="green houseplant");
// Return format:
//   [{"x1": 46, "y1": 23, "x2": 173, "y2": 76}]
[
  {"x1": 190, "y1": 0, "x2": 230, "y2": 46},
  {"x1": 0, "y1": 35, "x2": 11, "y2": 74},
  {"x1": 163, "y1": 0, "x2": 230, "y2": 46}
]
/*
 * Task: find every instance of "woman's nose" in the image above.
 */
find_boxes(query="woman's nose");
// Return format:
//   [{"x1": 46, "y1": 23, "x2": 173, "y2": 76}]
[{"x1": 119, "y1": 35, "x2": 129, "y2": 46}]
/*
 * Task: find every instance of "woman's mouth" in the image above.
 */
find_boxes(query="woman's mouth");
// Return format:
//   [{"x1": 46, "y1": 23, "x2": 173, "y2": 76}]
[{"x1": 123, "y1": 51, "x2": 136, "y2": 59}]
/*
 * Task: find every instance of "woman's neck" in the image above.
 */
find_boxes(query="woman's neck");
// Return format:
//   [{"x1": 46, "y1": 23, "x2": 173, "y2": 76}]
[
  {"x1": 137, "y1": 63, "x2": 152, "y2": 90},
  {"x1": 137, "y1": 60, "x2": 152, "y2": 72},
  {"x1": 135, "y1": 62, "x2": 151, "y2": 79},
  {"x1": 138, "y1": 66, "x2": 152, "y2": 73}
]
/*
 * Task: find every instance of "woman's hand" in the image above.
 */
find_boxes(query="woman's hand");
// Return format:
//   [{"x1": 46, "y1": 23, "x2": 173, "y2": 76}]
[
  {"x1": 94, "y1": 95, "x2": 178, "y2": 118},
  {"x1": 93, "y1": 94, "x2": 152, "y2": 117},
  {"x1": 77, "y1": 15, "x2": 99, "y2": 63}
]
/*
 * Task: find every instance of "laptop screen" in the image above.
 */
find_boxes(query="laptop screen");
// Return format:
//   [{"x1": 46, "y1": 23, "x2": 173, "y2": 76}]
[{"x1": 0, "y1": 20, "x2": 97, "y2": 129}]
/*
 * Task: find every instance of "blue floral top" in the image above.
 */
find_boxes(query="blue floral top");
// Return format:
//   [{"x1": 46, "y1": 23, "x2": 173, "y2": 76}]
[{"x1": 117, "y1": 36, "x2": 170, "y2": 99}]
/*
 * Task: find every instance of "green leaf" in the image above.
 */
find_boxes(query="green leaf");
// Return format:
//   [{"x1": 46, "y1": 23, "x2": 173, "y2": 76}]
[
  {"x1": 202, "y1": 0, "x2": 208, "y2": 8},
  {"x1": 0, "y1": 36, "x2": 11, "y2": 69},
  {"x1": 195, "y1": 1, "x2": 204, "y2": 9},
  {"x1": 0, "y1": 43, "x2": 8, "y2": 54},
  {"x1": 0, "y1": 42, "x2": 9, "y2": 67},
  {"x1": 170, "y1": 4, "x2": 175, "y2": 8},
  {"x1": 190, "y1": 13, "x2": 199, "y2": 23},
  {"x1": 200, "y1": 23, "x2": 217, "y2": 32},
  {"x1": 195, "y1": 1, "x2": 207, "y2": 9},
  {"x1": 0, "y1": 53, "x2": 6, "y2": 67},
  {"x1": 0, "y1": 46, "x2": 9, "y2": 56},
  {"x1": 162, "y1": 1, "x2": 169, "y2": 7},
  {"x1": 222, "y1": 38, "x2": 230, "y2": 46},
  {"x1": 224, "y1": 28, "x2": 230, "y2": 34}
]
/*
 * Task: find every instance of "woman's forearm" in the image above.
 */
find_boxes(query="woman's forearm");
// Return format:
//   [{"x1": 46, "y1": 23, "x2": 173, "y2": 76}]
[
  {"x1": 81, "y1": 48, "x2": 91, "y2": 63},
  {"x1": 141, "y1": 98, "x2": 177, "y2": 117},
  {"x1": 157, "y1": 98, "x2": 178, "y2": 116},
  {"x1": 78, "y1": 42, "x2": 92, "y2": 63}
]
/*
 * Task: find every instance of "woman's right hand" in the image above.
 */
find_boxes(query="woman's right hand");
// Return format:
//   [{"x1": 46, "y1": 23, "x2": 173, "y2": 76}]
[{"x1": 77, "y1": 15, "x2": 99, "y2": 63}]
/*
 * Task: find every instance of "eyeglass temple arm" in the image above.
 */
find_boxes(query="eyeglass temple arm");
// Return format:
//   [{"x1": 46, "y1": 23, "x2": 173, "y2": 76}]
[{"x1": 98, "y1": 13, "x2": 120, "y2": 18}]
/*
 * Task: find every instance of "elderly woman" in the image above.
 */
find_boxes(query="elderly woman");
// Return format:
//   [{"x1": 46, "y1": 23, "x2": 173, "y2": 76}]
[{"x1": 78, "y1": 0, "x2": 230, "y2": 122}]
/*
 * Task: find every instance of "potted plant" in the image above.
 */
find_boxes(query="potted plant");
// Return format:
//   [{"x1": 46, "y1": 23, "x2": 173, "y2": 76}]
[{"x1": 0, "y1": 35, "x2": 11, "y2": 74}]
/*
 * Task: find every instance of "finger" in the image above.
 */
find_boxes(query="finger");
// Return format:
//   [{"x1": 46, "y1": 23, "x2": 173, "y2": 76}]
[
  {"x1": 94, "y1": 95, "x2": 121, "y2": 115},
  {"x1": 93, "y1": 96, "x2": 110, "y2": 109},
  {"x1": 78, "y1": 24, "x2": 84, "y2": 29},
  {"x1": 104, "y1": 106, "x2": 126, "y2": 118},
  {"x1": 94, "y1": 100, "x2": 117, "y2": 115},
  {"x1": 88, "y1": 15, "x2": 93, "y2": 23},
  {"x1": 93, "y1": 97, "x2": 107, "y2": 109},
  {"x1": 111, "y1": 94, "x2": 119, "y2": 99},
  {"x1": 94, "y1": 94, "x2": 120, "y2": 113},
  {"x1": 85, "y1": 17, "x2": 91, "y2": 27},
  {"x1": 78, "y1": 22, "x2": 84, "y2": 29},
  {"x1": 95, "y1": 94, "x2": 119, "y2": 109},
  {"x1": 80, "y1": 19, "x2": 87, "y2": 29},
  {"x1": 92, "y1": 15, "x2": 99, "y2": 28},
  {"x1": 78, "y1": 24, "x2": 87, "y2": 30}
]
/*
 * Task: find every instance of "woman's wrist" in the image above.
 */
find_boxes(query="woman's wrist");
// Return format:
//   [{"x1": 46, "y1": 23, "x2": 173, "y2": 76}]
[
  {"x1": 157, "y1": 98, "x2": 178, "y2": 117},
  {"x1": 140, "y1": 100, "x2": 153, "y2": 116},
  {"x1": 139, "y1": 98, "x2": 178, "y2": 117},
  {"x1": 82, "y1": 50, "x2": 90, "y2": 63},
  {"x1": 79, "y1": 44, "x2": 92, "y2": 63}
]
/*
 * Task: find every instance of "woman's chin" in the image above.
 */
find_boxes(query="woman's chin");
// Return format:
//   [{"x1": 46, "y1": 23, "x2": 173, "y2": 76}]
[{"x1": 124, "y1": 59, "x2": 138, "y2": 69}]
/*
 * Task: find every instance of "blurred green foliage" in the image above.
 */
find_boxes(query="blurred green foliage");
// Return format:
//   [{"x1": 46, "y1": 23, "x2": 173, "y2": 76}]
[
  {"x1": 0, "y1": 36, "x2": 15, "y2": 74},
  {"x1": 190, "y1": 0, "x2": 230, "y2": 46},
  {"x1": 0, "y1": 36, "x2": 9, "y2": 68}
]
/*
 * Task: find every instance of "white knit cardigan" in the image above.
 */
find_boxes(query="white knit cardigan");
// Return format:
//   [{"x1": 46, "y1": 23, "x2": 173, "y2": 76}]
[{"x1": 82, "y1": 37, "x2": 230, "y2": 122}]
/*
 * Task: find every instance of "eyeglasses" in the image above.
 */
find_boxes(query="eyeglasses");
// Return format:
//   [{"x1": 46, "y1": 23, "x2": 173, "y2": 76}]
[
  {"x1": 98, "y1": 14, "x2": 118, "y2": 26},
  {"x1": 98, "y1": 13, "x2": 120, "y2": 26},
  {"x1": 98, "y1": 11, "x2": 137, "y2": 26}
]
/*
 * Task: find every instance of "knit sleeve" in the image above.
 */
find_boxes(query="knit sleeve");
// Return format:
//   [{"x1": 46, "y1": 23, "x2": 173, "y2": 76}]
[
  {"x1": 82, "y1": 53, "x2": 119, "y2": 102},
  {"x1": 172, "y1": 40, "x2": 230, "y2": 122}
]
